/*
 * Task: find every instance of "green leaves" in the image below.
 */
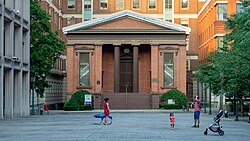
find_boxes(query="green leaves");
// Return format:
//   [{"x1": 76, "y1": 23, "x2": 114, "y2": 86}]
[{"x1": 30, "y1": 0, "x2": 65, "y2": 98}]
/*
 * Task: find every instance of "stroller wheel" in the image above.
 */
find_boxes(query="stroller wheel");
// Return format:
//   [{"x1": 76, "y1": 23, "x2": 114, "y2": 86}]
[
  {"x1": 218, "y1": 130, "x2": 224, "y2": 136},
  {"x1": 204, "y1": 130, "x2": 208, "y2": 135}
]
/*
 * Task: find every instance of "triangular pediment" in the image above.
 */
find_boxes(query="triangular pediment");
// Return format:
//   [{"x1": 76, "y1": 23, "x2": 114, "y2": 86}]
[
  {"x1": 63, "y1": 10, "x2": 191, "y2": 34},
  {"x1": 89, "y1": 17, "x2": 166, "y2": 30}
]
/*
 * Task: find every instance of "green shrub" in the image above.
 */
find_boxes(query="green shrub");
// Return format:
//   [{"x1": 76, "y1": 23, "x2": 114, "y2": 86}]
[
  {"x1": 63, "y1": 90, "x2": 93, "y2": 111},
  {"x1": 160, "y1": 89, "x2": 188, "y2": 109},
  {"x1": 159, "y1": 104, "x2": 182, "y2": 109}
]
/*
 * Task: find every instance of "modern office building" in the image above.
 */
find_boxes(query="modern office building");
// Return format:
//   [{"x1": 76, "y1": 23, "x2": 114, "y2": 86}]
[{"x1": 0, "y1": 0, "x2": 30, "y2": 119}]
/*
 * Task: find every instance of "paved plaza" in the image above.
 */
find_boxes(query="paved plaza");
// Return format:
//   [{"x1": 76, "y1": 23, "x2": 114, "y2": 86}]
[{"x1": 0, "y1": 110, "x2": 249, "y2": 141}]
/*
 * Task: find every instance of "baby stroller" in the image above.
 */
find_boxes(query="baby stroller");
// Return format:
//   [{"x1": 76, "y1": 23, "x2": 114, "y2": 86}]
[
  {"x1": 204, "y1": 110, "x2": 224, "y2": 136},
  {"x1": 93, "y1": 113, "x2": 112, "y2": 125}
]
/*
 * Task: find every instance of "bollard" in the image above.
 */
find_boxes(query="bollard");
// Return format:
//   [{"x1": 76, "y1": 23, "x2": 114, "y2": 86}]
[
  {"x1": 224, "y1": 111, "x2": 228, "y2": 118},
  {"x1": 40, "y1": 108, "x2": 43, "y2": 115}
]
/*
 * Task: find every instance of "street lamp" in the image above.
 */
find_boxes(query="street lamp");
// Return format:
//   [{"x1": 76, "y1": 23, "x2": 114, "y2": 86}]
[
  {"x1": 209, "y1": 84, "x2": 212, "y2": 115},
  {"x1": 31, "y1": 76, "x2": 35, "y2": 115},
  {"x1": 219, "y1": 72, "x2": 224, "y2": 110}
]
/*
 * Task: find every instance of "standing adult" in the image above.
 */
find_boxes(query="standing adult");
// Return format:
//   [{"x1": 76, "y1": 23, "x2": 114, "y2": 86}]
[
  {"x1": 192, "y1": 96, "x2": 201, "y2": 128},
  {"x1": 103, "y1": 98, "x2": 110, "y2": 125}
]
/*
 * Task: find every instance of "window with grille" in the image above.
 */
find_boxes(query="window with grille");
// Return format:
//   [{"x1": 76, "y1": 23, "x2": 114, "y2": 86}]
[
  {"x1": 68, "y1": 0, "x2": 75, "y2": 9},
  {"x1": 163, "y1": 53, "x2": 174, "y2": 87},
  {"x1": 217, "y1": 4, "x2": 228, "y2": 20},
  {"x1": 133, "y1": 0, "x2": 140, "y2": 9},
  {"x1": 116, "y1": 0, "x2": 124, "y2": 10},
  {"x1": 79, "y1": 53, "x2": 90, "y2": 87},
  {"x1": 165, "y1": 0, "x2": 172, "y2": 22},
  {"x1": 149, "y1": 0, "x2": 156, "y2": 9},
  {"x1": 100, "y1": 0, "x2": 108, "y2": 10},
  {"x1": 181, "y1": 0, "x2": 188, "y2": 9}
]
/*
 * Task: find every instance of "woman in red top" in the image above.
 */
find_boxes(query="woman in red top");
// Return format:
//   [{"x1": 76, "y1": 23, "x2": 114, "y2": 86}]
[{"x1": 103, "y1": 98, "x2": 110, "y2": 125}]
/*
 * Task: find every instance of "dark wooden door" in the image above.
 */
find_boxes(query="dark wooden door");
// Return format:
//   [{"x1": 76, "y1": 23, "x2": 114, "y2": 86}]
[{"x1": 120, "y1": 59, "x2": 133, "y2": 92}]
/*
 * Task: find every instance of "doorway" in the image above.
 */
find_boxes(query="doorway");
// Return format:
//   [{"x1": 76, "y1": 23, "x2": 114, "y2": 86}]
[{"x1": 120, "y1": 46, "x2": 133, "y2": 92}]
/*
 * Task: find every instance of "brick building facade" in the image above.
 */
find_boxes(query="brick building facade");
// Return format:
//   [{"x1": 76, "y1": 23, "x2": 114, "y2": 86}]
[{"x1": 39, "y1": 0, "x2": 242, "y2": 109}]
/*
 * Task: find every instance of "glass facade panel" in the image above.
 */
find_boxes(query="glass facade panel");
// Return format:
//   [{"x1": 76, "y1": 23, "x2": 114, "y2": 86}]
[
  {"x1": 218, "y1": 4, "x2": 228, "y2": 20},
  {"x1": 116, "y1": 0, "x2": 124, "y2": 10},
  {"x1": 133, "y1": 0, "x2": 140, "y2": 9},
  {"x1": 163, "y1": 53, "x2": 174, "y2": 87},
  {"x1": 79, "y1": 53, "x2": 90, "y2": 87},
  {"x1": 149, "y1": 0, "x2": 156, "y2": 9}
]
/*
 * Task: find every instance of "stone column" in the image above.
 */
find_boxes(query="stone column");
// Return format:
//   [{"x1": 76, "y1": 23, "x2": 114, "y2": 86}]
[
  {"x1": 133, "y1": 45, "x2": 139, "y2": 93},
  {"x1": 114, "y1": 45, "x2": 120, "y2": 93},
  {"x1": 95, "y1": 45, "x2": 102, "y2": 93},
  {"x1": 14, "y1": 71, "x2": 22, "y2": 117},
  {"x1": 151, "y1": 45, "x2": 159, "y2": 94}
]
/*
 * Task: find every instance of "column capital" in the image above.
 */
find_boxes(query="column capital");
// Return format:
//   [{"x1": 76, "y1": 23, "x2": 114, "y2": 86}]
[
  {"x1": 132, "y1": 44, "x2": 140, "y2": 47},
  {"x1": 94, "y1": 44, "x2": 103, "y2": 47}
]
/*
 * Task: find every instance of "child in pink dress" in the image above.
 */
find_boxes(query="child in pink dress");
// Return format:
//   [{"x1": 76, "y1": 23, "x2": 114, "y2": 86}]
[{"x1": 170, "y1": 112, "x2": 175, "y2": 129}]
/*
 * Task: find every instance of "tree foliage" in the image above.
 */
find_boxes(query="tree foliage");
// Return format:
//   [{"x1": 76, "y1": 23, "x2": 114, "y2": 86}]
[
  {"x1": 197, "y1": 0, "x2": 250, "y2": 104},
  {"x1": 30, "y1": 0, "x2": 65, "y2": 97}
]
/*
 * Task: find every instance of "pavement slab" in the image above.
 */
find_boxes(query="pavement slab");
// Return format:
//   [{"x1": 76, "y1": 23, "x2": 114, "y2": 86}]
[{"x1": 0, "y1": 110, "x2": 249, "y2": 141}]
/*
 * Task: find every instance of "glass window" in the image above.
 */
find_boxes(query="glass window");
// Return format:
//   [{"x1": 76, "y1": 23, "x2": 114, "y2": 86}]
[
  {"x1": 181, "y1": 19, "x2": 189, "y2": 27},
  {"x1": 165, "y1": 0, "x2": 172, "y2": 22},
  {"x1": 84, "y1": 0, "x2": 91, "y2": 10},
  {"x1": 68, "y1": 0, "x2": 75, "y2": 9},
  {"x1": 149, "y1": 0, "x2": 156, "y2": 9},
  {"x1": 236, "y1": 3, "x2": 243, "y2": 13},
  {"x1": 84, "y1": 0, "x2": 92, "y2": 21},
  {"x1": 181, "y1": 0, "x2": 188, "y2": 9},
  {"x1": 116, "y1": 0, "x2": 124, "y2": 10},
  {"x1": 218, "y1": 4, "x2": 228, "y2": 20},
  {"x1": 163, "y1": 53, "x2": 174, "y2": 87},
  {"x1": 217, "y1": 37, "x2": 224, "y2": 52},
  {"x1": 133, "y1": 0, "x2": 140, "y2": 9},
  {"x1": 79, "y1": 53, "x2": 90, "y2": 87},
  {"x1": 100, "y1": 0, "x2": 108, "y2": 10}
]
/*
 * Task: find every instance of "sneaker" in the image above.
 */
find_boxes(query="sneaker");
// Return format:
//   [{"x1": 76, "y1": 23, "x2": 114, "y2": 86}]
[
  {"x1": 197, "y1": 125, "x2": 199, "y2": 128},
  {"x1": 192, "y1": 125, "x2": 196, "y2": 128}
]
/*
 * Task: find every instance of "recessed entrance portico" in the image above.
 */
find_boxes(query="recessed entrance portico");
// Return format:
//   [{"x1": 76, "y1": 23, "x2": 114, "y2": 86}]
[{"x1": 63, "y1": 10, "x2": 191, "y2": 109}]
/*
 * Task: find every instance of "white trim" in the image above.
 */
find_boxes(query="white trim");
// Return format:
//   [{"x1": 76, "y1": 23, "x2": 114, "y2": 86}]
[
  {"x1": 63, "y1": 10, "x2": 191, "y2": 34},
  {"x1": 45, "y1": 0, "x2": 62, "y2": 17},
  {"x1": 174, "y1": 14, "x2": 198, "y2": 19},
  {"x1": 213, "y1": 1, "x2": 228, "y2": 7},
  {"x1": 186, "y1": 55, "x2": 198, "y2": 60},
  {"x1": 214, "y1": 34, "x2": 225, "y2": 38},
  {"x1": 63, "y1": 14, "x2": 82, "y2": 19}
]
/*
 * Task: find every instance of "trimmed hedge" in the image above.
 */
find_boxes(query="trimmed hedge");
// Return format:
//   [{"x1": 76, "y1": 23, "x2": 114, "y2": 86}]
[
  {"x1": 160, "y1": 89, "x2": 188, "y2": 109},
  {"x1": 63, "y1": 90, "x2": 93, "y2": 111},
  {"x1": 159, "y1": 104, "x2": 182, "y2": 109}
]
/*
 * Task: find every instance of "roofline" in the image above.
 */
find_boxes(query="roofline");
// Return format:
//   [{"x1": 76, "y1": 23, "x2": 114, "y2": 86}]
[{"x1": 63, "y1": 10, "x2": 191, "y2": 35}]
